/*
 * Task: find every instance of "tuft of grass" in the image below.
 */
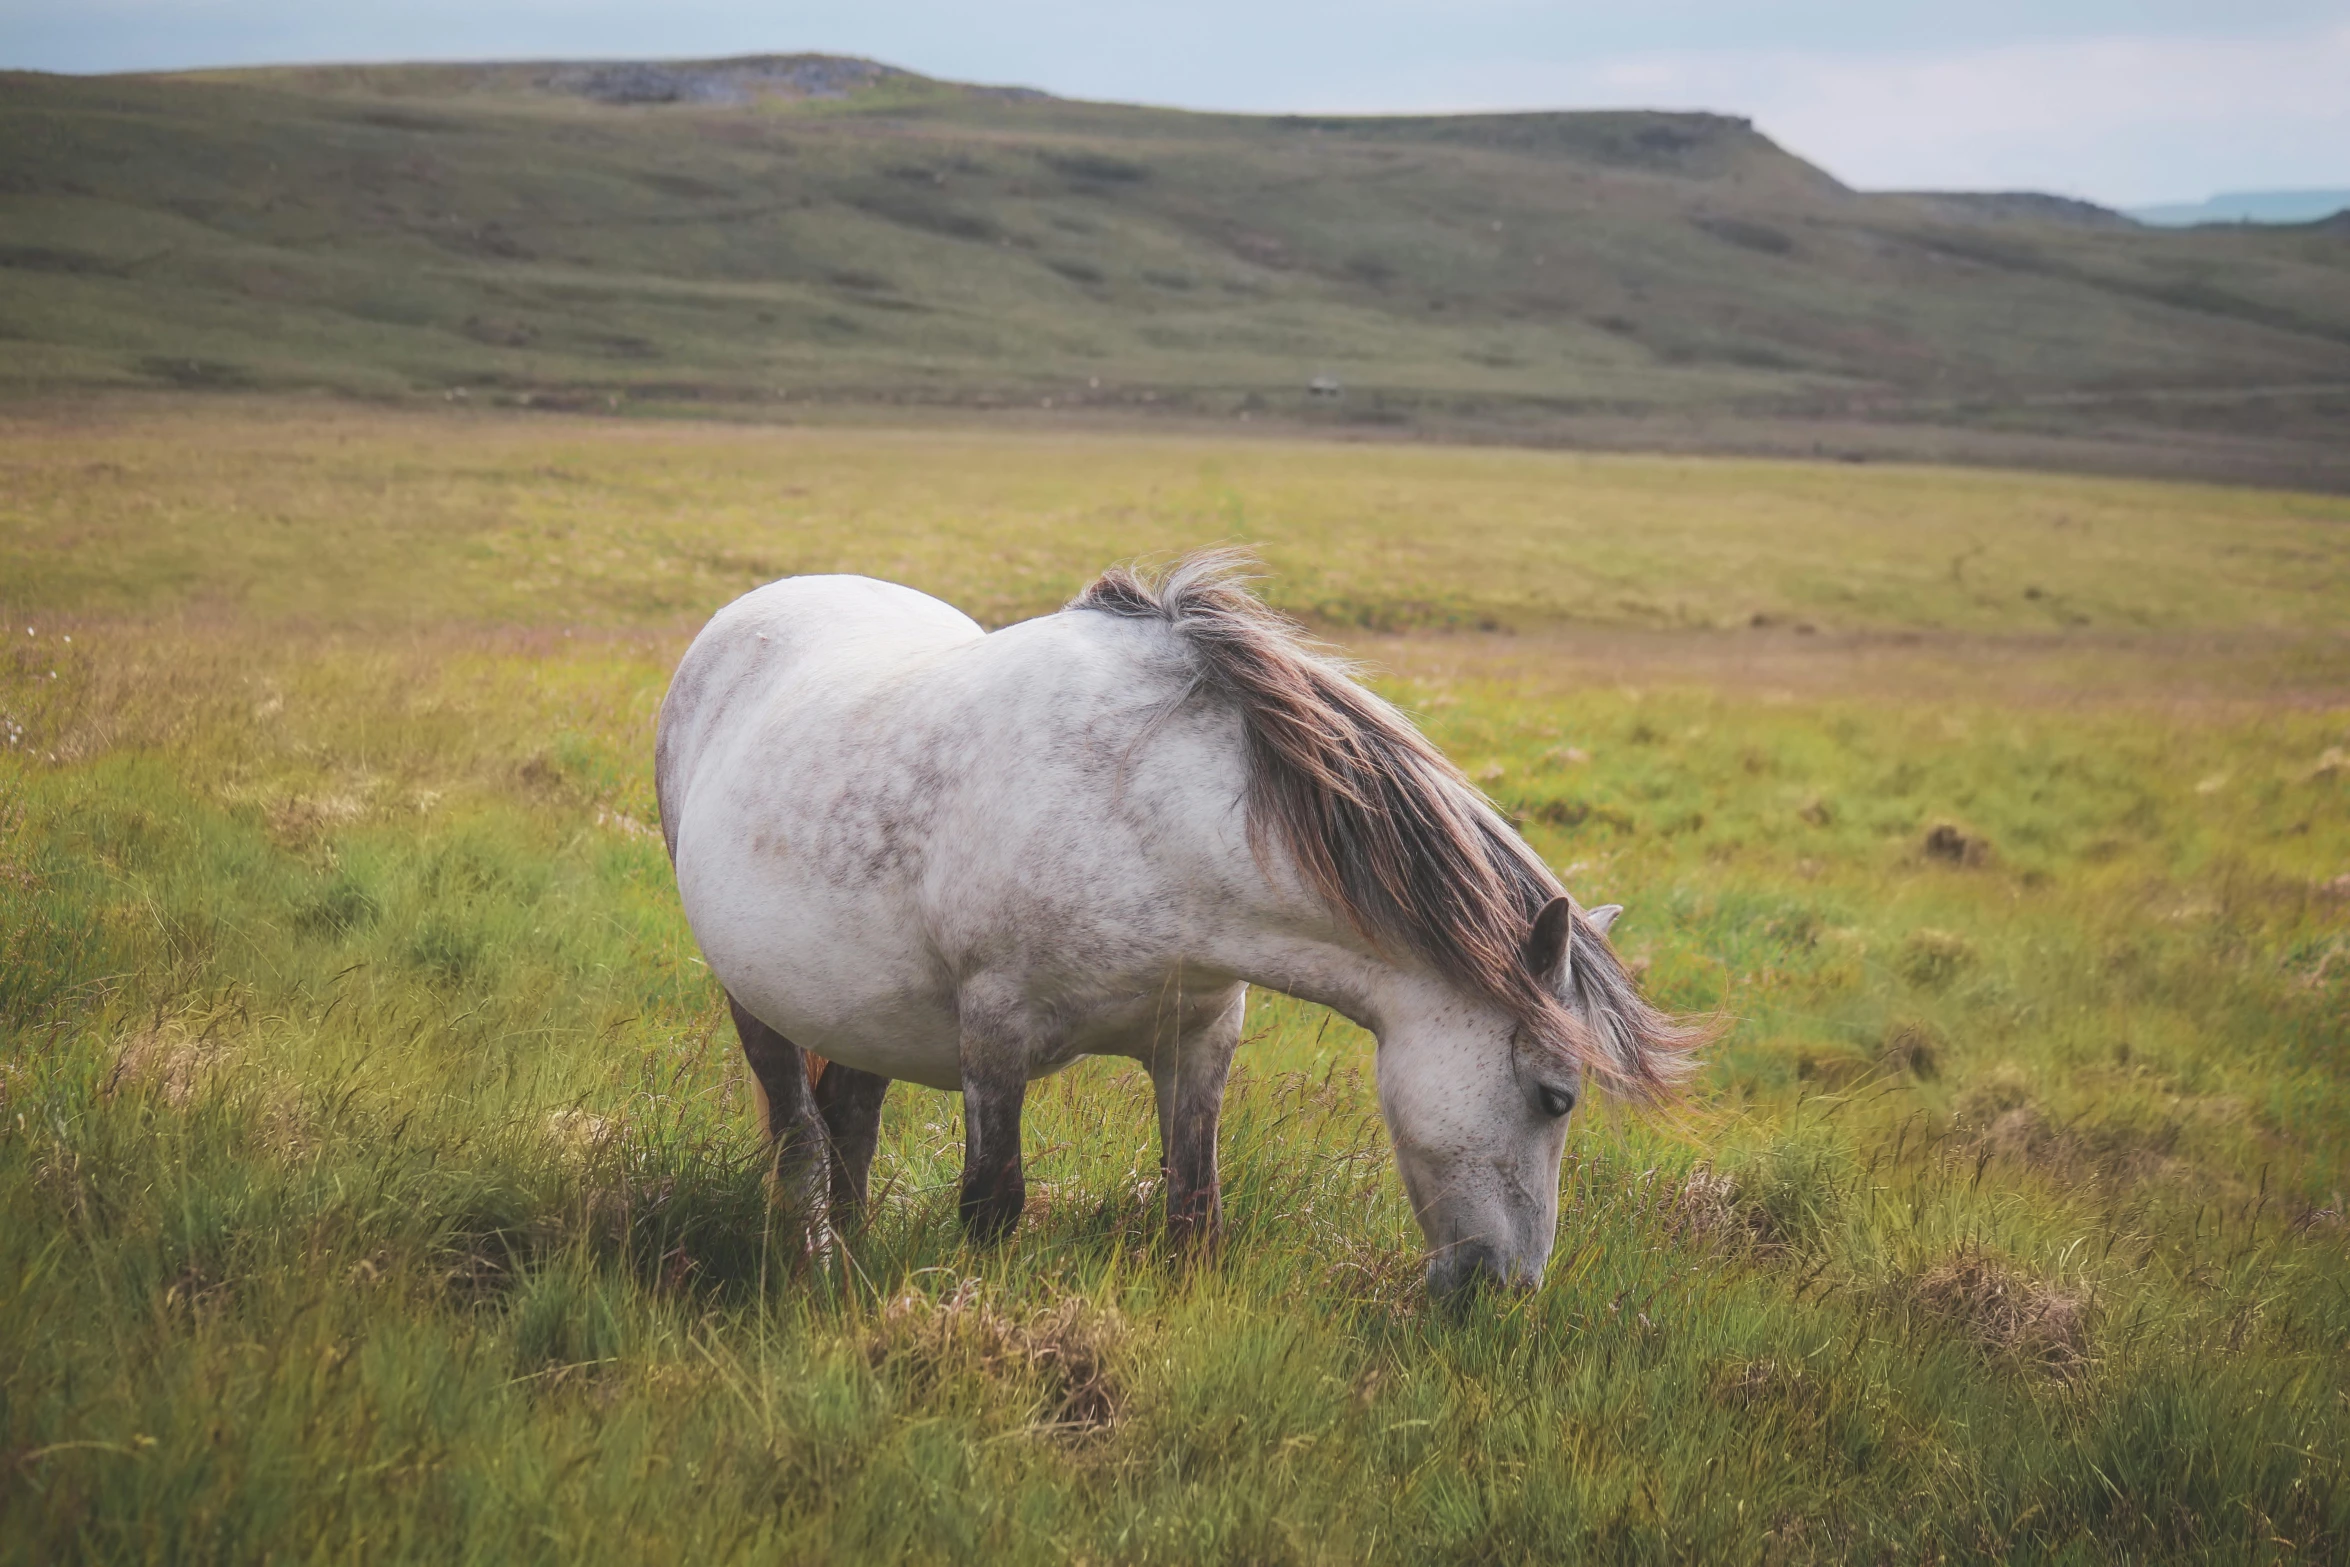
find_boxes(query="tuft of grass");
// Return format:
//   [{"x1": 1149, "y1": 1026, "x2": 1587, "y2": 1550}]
[{"x1": 1906, "y1": 1248, "x2": 2094, "y2": 1377}]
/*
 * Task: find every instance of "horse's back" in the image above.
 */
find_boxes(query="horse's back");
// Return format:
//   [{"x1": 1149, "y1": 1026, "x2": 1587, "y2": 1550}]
[{"x1": 656, "y1": 575, "x2": 983, "y2": 847}]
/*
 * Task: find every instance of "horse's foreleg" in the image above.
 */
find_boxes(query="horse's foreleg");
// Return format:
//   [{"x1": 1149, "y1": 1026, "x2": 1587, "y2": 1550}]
[
  {"x1": 1151, "y1": 984, "x2": 1245, "y2": 1252},
  {"x1": 956, "y1": 1004, "x2": 1030, "y2": 1242},
  {"x1": 813, "y1": 1064, "x2": 890, "y2": 1225},
  {"x1": 728, "y1": 993, "x2": 829, "y2": 1246}
]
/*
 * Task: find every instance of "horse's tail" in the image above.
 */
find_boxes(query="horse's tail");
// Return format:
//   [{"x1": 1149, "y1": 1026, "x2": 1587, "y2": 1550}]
[{"x1": 1067, "y1": 549, "x2": 1702, "y2": 1102}]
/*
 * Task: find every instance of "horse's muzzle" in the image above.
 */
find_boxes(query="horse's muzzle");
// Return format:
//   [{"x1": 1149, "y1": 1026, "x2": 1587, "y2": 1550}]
[{"x1": 1425, "y1": 1241, "x2": 1540, "y2": 1302}]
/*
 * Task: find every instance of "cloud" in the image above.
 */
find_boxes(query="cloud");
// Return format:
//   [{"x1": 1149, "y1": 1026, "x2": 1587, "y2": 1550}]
[{"x1": 1320, "y1": 23, "x2": 2350, "y2": 204}]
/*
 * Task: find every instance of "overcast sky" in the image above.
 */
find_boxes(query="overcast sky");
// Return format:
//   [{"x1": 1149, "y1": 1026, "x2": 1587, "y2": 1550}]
[{"x1": 7, "y1": 2, "x2": 2347, "y2": 206}]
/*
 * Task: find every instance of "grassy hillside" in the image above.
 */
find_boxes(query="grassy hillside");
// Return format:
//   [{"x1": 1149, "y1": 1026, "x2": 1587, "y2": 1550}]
[
  {"x1": 4, "y1": 57, "x2": 2348, "y2": 485},
  {"x1": 3, "y1": 402, "x2": 2348, "y2": 1561}
]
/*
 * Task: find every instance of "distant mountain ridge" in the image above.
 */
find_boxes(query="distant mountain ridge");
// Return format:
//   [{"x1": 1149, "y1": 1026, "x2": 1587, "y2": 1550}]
[
  {"x1": 2130, "y1": 189, "x2": 2350, "y2": 227},
  {"x1": 1891, "y1": 192, "x2": 2137, "y2": 229},
  {"x1": 4, "y1": 54, "x2": 2347, "y2": 487}
]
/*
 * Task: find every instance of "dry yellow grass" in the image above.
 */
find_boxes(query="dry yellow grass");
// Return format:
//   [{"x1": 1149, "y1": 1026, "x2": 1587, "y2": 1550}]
[{"x1": 5, "y1": 398, "x2": 2347, "y2": 638}]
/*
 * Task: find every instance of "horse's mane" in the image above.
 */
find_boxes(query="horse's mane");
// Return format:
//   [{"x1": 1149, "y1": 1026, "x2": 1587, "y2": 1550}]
[{"x1": 1069, "y1": 550, "x2": 1701, "y2": 1101}]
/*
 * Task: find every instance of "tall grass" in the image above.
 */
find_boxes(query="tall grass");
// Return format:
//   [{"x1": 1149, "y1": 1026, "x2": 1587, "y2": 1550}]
[{"x1": 3, "y1": 406, "x2": 2347, "y2": 1561}]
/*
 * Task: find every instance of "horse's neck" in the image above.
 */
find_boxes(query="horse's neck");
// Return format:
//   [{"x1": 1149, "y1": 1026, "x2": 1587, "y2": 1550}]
[{"x1": 1202, "y1": 884, "x2": 1463, "y2": 1047}]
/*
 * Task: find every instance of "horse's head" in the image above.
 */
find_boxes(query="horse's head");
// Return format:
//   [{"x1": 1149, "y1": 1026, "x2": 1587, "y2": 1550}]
[
  {"x1": 1379, "y1": 896, "x2": 1629, "y2": 1301},
  {"x1": 1069, "y1": 552, "x2": 1696, "y2": 1297}
]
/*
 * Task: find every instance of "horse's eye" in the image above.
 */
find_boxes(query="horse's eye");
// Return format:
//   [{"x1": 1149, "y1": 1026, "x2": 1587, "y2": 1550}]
[{"x1": 1538, "y1": 1085, "x2": 1576, "y2": 1118}]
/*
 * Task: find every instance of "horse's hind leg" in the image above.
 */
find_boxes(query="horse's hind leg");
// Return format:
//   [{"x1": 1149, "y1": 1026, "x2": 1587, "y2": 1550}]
[
  {"x1": 956, "y1": 990, "x2": 1034, "y2": 1242},
  {"x1": 727, "y1": 993, "x2": 828, "y2": 1244},
  {"x1": 813, "y1": 1064, "x2": 890, "y2": 1224},
  {"x1": 1150, "y1": 983, "x2": 1246, "y2": 1252}
]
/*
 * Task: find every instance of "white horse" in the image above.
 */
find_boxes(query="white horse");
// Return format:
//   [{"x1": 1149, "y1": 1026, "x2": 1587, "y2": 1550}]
[{"x1": 656, "y1": 552, "x2": 1697, "y2": 1295}]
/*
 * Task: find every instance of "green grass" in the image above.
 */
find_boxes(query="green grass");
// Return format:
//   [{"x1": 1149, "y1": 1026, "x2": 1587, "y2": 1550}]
[
  {"x1": 4, "y1": 59, "x2": 2349, "y2": 485},
  {"x1": 3, "y1": 402, "x2": 2349, "y2": 1561}
]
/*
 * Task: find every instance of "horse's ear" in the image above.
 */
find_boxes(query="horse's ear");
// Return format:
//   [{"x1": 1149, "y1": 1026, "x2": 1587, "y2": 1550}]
[
  {"x1": 1524, "y1": 896, "x2": 1575, "y2": 982},
  {"x1": 1586, "y1": 903, "x2": 1623, "y2": 937}
]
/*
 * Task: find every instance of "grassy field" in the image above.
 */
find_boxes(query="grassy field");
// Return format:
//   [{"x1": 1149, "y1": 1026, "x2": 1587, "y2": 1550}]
[
  {"x1": 3, "y1": 399, "x2": 2349, "y2": 1562},
  {"x1": 6, "y1": 59, "x2": 2350, "y2": 488}
]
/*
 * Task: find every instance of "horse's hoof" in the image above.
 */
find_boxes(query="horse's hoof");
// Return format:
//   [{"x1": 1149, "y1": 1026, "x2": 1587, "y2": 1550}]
[{"x1": 958, "y1": 1187, "x2": 1025, "y2": 1243}]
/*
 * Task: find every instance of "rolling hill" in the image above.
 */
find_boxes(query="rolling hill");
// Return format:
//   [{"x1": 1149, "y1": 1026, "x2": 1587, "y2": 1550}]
[{"x1": 4, "y1": 55, "x2": 2348, "y2": 485}]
